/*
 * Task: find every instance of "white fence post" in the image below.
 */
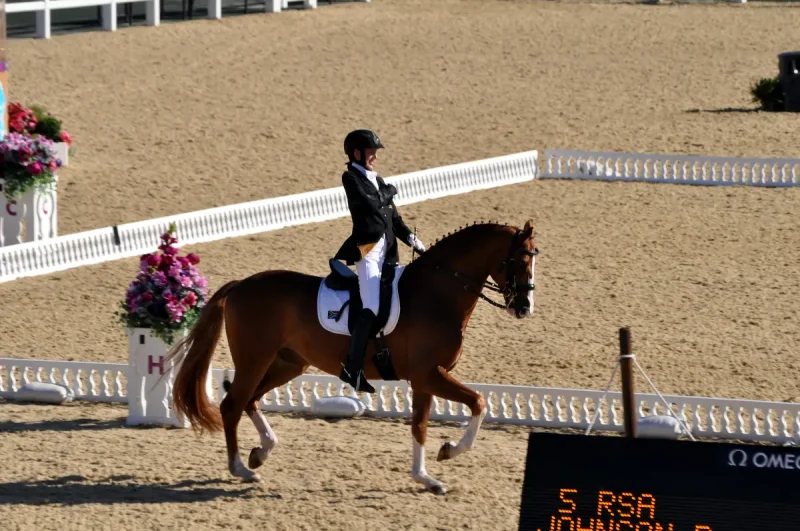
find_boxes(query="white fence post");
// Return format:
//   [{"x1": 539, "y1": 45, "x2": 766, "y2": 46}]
[
  {"x1": 35, "y1": 0, "x2": 52, "y2": 39},
  {"x1": 266, "y1": 0, "x2": 281, "y2": 12},
  {"x1": 126, "y1": 327, "x2": 212, "y2": 428},
  {"x1": 207, "y1": 0, "x2": 221, "y2": 20},
  {"x1": 102, "y1": 0, "x2": 118, "y2": 32},
  {"x1": 0, "y1": 177, "x2": 58, "y2": 248},
  {"x1": 146, "y1": 0, "x2": 161, "y2": 26}
]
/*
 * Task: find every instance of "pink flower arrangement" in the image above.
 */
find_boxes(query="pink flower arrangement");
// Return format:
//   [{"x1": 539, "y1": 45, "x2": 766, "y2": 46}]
[
  {"x1": 8, "y1": 103, "x2": 38, "y2": 135},
  {"x1": 115, "y1": 223, "x2": 209, "y2": 345},
  {"x1": 8, "y1": 102, "x2": 73, "y2": 147},
  {"x1": 0, "y1": 132, "x2": 61, "y2": 201}
]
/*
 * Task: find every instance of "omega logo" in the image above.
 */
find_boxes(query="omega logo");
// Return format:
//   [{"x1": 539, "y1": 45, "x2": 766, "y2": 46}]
[
  {"x1": 728, "y1": 449, "x2": 800, "y2": 470},
  {"x1": 728, "y1": 449, "x2": 748, "y2": 467}
]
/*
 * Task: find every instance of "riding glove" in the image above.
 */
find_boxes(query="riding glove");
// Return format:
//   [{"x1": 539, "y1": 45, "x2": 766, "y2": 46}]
[{"x1": 408, "y1": 234, "x2": 426, "y2": 253}]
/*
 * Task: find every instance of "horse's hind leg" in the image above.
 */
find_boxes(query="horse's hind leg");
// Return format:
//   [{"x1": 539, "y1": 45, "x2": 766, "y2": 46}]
[
  {"x1": 220, "y1": 347, "x2": 278, "y2": 482},
  {"x1": 245, "y1": 354, "x2": 307, "y2": 470},
  {"x1": 409, "y1": 390, "x2": 447, "y2": 495}
]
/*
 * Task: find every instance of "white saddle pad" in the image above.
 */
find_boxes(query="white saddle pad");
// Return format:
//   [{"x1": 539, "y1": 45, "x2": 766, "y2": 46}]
[{"x1": 316, "y1": 265, "x2": 405, "y2": 337}]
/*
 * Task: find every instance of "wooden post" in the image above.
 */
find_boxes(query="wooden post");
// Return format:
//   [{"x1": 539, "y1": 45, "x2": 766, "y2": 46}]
[{"x1": 619, "y1": 327, "x2": 637, "y2": 438}]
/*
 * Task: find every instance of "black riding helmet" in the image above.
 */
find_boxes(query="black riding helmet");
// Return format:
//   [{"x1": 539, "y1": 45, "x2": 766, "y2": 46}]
[{"x1": 344, "y1": 129, "x2": 385, "y2": 165}]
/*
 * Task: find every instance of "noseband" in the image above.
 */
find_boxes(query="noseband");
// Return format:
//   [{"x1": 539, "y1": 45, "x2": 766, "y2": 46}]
[{"x1": 423, "y1": 229, "x2": 539, "y2": 311}]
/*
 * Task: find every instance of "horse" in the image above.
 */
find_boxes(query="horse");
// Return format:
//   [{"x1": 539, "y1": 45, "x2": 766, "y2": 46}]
[{"x1": 165, "y1": 219, "x2": 539, "y2": 495}]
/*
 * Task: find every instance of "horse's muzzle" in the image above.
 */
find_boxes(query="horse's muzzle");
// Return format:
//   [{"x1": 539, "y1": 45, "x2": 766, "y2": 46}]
[{"x1": 507, "y1": 307, "x2": 532, "y2": 319}]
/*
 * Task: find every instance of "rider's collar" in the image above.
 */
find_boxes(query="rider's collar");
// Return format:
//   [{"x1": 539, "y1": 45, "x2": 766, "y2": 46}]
[{"x1": 351, "y1": 162, "x2": 378, "y2": 181}]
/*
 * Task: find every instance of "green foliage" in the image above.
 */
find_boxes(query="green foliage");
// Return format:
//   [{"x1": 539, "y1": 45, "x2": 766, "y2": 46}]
[
  {"x1": 750, "y1": 76, "x2": 784, "y2": 112},
  {"x1": 29, "y1": 104, "x2": 49, "y2": 121},
  {"x1": 114, "y1": 303, "x2": 201, "y2": 346},
  {"x1": 35, "y1": 116, "x2": 63, "y2": 140}
]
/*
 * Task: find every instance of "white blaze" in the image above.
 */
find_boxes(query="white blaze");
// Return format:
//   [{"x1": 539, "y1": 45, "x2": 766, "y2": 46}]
[{"x1": 528, "y1": 255, "x2": 536, "y2": 315}]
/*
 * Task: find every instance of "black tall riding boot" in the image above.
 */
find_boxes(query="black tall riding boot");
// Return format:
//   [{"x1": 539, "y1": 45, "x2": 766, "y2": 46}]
[{"x1": 339, "y1": 308, "x2": 377, "y2": 394}]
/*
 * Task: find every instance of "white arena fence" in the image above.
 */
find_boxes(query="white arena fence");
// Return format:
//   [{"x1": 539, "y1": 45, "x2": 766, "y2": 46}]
[
  {"x1": 542, "y1": 149, "x2": 800, "y2": 187},
  {"x1": 4, "y1": 148, "x2": 800, "y2": 285},
  {"x1": 6, "y1": 0, "x2": 322, "y2": 40},
  {"x1": 2, "y1": 357, "x2": 799, "y2": 445},
  {"x1": 0, "y1": 150, "x2": 540, "y2": 284}
]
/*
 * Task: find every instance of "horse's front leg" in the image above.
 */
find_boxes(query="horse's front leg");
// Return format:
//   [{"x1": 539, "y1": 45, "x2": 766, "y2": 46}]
[
  {"x1": 425, "y1": 366, "x2": 487, "y2": 462},
  {"x1": 409, "y1": 389, "x2": 447, "y2": 495}
]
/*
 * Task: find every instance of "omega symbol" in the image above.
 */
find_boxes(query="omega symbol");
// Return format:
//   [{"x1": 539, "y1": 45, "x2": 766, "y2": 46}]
[{"x1": 728, "y1": 449, "x2": 748, "y2": 467}]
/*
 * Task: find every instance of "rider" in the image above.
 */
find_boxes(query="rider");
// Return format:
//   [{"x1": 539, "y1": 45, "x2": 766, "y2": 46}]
[{"x1": 334, "y1": 129, "x2": 426, "y2": 393}]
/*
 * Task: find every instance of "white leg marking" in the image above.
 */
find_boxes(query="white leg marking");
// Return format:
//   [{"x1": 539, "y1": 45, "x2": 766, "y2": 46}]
[
  {"x1": 248, "y1": 408, "x2": 278, "y2": 457},
  {"x1": 444, "y1": 408, "x2": 488, "y2": 459},
  {"x1": 231, "y1": 452, "x2": 261, "y2": 482},
  {"x1": 411, "y1": 439, "x2": 446, "y2": 494}
]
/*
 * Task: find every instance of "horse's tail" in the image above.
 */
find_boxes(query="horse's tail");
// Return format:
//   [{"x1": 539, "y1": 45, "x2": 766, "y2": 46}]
[{"x1": 167, "y1": 279, "x2": 240, "y2": 434}]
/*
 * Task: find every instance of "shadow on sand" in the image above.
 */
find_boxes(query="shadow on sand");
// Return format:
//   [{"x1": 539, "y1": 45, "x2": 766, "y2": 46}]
[
  {"x1": 685, "y1": 107, "x2": 762, "y2": 114},
  {"x1": 0, "y1": 475, "x2": 280, "y2": 505},
  {"x1": 0, "y1": 417, "x2": 128, "y2": 433}
]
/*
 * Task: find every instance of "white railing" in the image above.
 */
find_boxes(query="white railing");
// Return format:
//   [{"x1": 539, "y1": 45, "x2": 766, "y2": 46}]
[
  {"x1": 7, "y1": 0, "x2": 160, "y2": 39},
  {"x1": 542, "y1": 149, "x2": 800, "y2": 187},
  {"x1": 0, "y1": 150, "x2": 539, "y2": 284},
  {"x1": 3, "y1": 357, "x2": 799, "y2": 444},
  {"x1": 5, "y1": 147, "x2": 800, "y2": 285},
  {"x1": 5, "y1": 0, "x2": 319, "y2": 40},
  {"x1": 0, "y1": 358, "x2": 127, "y2": 403}
]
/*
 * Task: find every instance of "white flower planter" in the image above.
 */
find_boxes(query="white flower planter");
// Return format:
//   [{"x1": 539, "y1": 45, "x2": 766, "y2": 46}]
[
  {"x1": 52, "y1": 141, "x2": 69, "y2": 166},
  {"x1": 126, "y1": 327, "x2": 213, "y2": 428},
  {"x1": 0, "y1": 176, "x2": 58, "y2": 247}
]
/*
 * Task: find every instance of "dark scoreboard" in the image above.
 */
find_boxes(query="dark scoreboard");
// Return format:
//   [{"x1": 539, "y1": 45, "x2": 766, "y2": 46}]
[{"x1": 518, "y1": 432, "x2": 800, "y2": 531}]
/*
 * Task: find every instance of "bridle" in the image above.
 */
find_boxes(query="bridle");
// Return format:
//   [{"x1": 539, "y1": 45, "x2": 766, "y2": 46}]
[{"x1": 418, "y1": 229, "x2": 539, "y2": 312}]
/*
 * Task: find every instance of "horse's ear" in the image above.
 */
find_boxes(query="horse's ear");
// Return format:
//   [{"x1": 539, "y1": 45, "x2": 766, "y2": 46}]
[{"x1": 523, "y1": 218, "x2": 534, "y2": 237}]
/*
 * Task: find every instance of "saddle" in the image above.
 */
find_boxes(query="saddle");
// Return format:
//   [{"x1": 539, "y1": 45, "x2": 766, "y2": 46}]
[{"x1": 323, "y1": 258, "x2": 399, "y2": 381}]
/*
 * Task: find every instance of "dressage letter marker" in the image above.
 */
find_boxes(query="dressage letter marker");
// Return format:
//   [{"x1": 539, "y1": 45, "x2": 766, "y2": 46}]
[{"x1": 518, "y1": 432, "x2": 800, "y2": 531}]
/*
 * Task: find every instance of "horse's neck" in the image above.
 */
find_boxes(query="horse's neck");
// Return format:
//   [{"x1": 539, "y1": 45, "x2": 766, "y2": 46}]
[
  {"x1": 434, "y1": 226, "x2": 507, "y2": 280},
  {"x1": 413, "y1": 226, "x2": 509, "y2": 320}
]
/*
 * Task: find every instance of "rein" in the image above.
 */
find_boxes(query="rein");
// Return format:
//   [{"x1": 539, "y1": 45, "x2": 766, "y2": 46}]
[{"x1": 414, "y1": 229, "x2": 539, "y2": 311}]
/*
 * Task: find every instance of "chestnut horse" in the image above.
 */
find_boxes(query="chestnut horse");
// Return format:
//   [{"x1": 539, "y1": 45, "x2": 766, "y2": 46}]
[{"x1": 166, "y1": 220, "x2": 539, "y2": 495}]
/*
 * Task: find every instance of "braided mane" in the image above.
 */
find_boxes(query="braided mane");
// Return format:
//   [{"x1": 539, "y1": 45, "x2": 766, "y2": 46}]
[{"x1": 424, "y1": 220, "x2": 511, "y2": 252}]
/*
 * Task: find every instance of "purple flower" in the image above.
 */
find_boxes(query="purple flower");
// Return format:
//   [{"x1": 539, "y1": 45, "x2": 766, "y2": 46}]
[
  {"x1": 151, "y1": 271, "x2": 167, "y2": 287},
  {"x1": 168, "y1": 264, "x2": 182, "y2": 279},
  {"x1": 166, "y1": 300, "x2": 184, "y2": 323},
  {"x1": 118, "y1": 220, "x2": 211, "y2": 336}
]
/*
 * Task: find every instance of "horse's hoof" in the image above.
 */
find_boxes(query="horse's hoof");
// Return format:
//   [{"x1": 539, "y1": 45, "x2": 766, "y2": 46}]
[
  {"x1": 249, "y1": 447, "x2": 266, "y2": 469},
  {"x1": 437, "y1": 442, "x2": 453, "y2": 462},
  {"x1": 242, "y1": 470, "x2": 262, "y2": 483},
  {"x1": 429, "y1": 484, "x2": 447, "y2": 496}
]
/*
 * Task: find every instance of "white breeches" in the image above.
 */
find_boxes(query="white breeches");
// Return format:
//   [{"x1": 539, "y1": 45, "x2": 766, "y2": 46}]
[{"x1": 355, "y1": 236, "x2": 386, "y2": 315}]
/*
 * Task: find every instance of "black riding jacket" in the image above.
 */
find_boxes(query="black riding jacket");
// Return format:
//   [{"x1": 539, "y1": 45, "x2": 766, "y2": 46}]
[{"x1": 333, "y1": 163, "x2": 413, "y2": 266}]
